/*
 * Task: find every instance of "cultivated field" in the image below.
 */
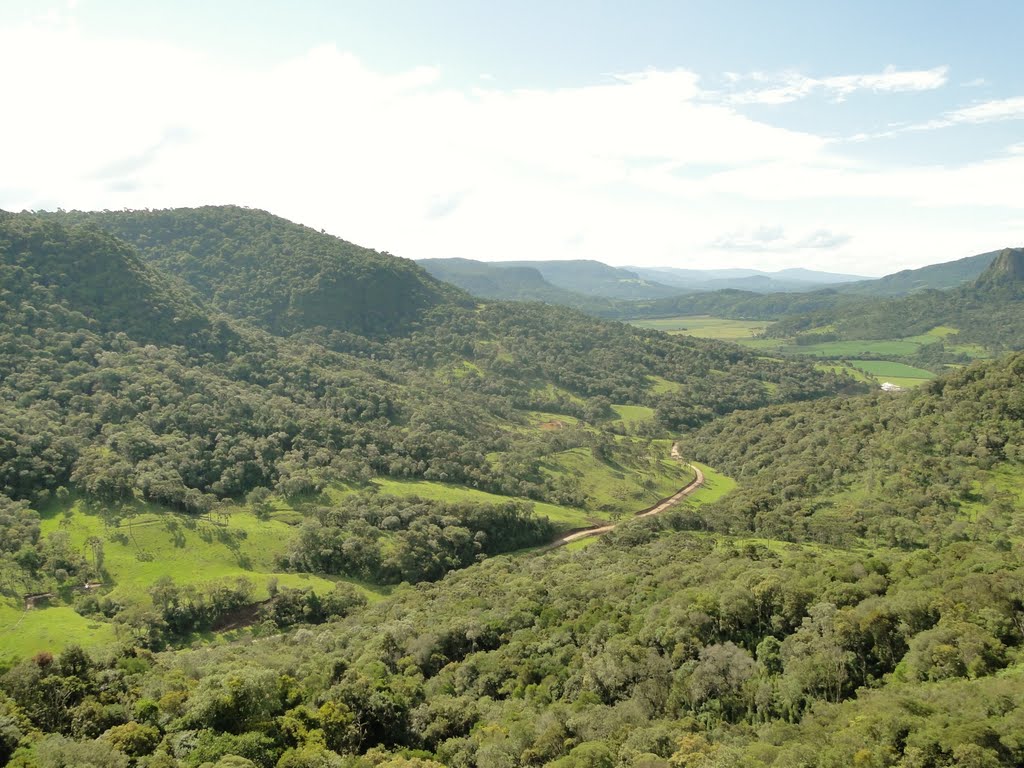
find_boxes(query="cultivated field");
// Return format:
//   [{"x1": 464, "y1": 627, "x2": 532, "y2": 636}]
[{"x1": 630, "y1": 315, "x2": 774, "y2": 339}]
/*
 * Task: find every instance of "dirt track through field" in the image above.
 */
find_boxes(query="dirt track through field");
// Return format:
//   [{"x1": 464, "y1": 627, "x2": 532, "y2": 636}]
[{"x1": 548, "y1": 443, "x2": 704, "y2": 548}]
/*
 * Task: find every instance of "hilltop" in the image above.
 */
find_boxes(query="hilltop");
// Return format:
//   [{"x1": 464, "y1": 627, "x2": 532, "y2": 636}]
[
  {"x1": 418, "y1": 257, "x2": 605, "y2": 309},
  {"x1": 765, "y1": 247, "x2": 1024, "y2": 354},
  {"x1": 835, "y1": 247, "x2": 1001, "y2": 297},
  {"x1": 0, "y1": 212, "x2": 226, "y2": 350},
  {"x1": 45, "y1": 206, "x2": 466, "y2": 339}
]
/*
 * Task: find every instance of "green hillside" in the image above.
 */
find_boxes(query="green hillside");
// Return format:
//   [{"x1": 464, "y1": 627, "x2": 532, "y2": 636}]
[
  {"x1": 835, "y1": 247, "x2": 1001, "y2": 296},
  {"x1": 45, "y1": 206, "x2": 466, "y2": 339},
  {"x1": 0, "y1": 212, "x2": 226, "y2": 350},
  {"x1": 0, "y1": 208, "x2": 858, "y2": 662},
  {"x1": 498, "y1": 259, "x2": 683, "y2": 300},
  {"x1": 766, "y1": 248, "x2": 1024, "y2": 356},
  {"x1": 418, "y1": 258, "x2": 606, "y2": 308},
  {"x1": 4, "y1": 353, "x2": 1024, "y2": 766}
]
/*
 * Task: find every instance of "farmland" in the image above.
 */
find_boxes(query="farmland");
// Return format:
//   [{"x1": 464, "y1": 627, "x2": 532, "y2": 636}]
[{"x1": 629, "y1": 314, "x2": 773, "y2": 339}]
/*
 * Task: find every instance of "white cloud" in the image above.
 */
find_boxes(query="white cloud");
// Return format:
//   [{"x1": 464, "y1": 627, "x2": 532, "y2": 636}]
[
  {"x1": 712, "y1": 227, "x2": 851, "y2": 252},
  {"x1": 843, "y1": 95, "x2": 1024, "y2": 140},
  {"x1": 0, "y1": 21, "x2": 1019, "y2": 276},
  {"x1": 936, "y1": 96, "x2": 1024, "y2": 125},
  {"x1": 724, "y1": 66, "x2": 948, "y2": 105}
]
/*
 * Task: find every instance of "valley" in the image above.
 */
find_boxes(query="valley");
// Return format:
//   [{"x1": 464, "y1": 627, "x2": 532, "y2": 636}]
[{"x1": 1, "y1": 207, "x2": 1023, "y2": 768}]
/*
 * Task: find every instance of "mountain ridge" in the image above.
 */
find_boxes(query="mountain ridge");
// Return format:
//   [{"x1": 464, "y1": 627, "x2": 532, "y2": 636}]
[{"x1": 43, "y1": 206, "x2": 467, "y2": 339}]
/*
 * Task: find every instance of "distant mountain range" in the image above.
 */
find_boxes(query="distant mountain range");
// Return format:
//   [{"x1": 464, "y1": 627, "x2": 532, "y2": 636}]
[
  {"x1": 765, "y1": 247, "x2": 1024, "y2": 353},
  {"x1": 418, "y1": 258, "x2": 871, "y2": 302},
  {"x1": 831, "y1": 249, "x2": 1001, "y2": 297},
  {"x1": 628, "y1": 266, "x2": 867, "y2": 293},
  {"x1": 419, "y1": 251, "x2": 1009, "y2": 308},
  {"x1": 419, "y1": 258, "x2": 679, "y2": 302}
]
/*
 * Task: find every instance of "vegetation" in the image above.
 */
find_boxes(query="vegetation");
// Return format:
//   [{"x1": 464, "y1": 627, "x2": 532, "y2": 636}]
[
  {"x1": 417, "y1": 259, "x2": 608, "y2": 310},
  {"x1": 4, "y1": 205, "x2": 1022, "y2": 766},
  {"x1": 8, "y1": 347, "x2": 1024, "y2": 766},
  {"x1": 764, "y1": 248, "x2": 1024, "y2": 357},
  {"x1": 43, "y1": 206, "x2": 466, "y2": 339},
  {"x1": 627, "y1": 315, "x2": 773, "y2": 341}
]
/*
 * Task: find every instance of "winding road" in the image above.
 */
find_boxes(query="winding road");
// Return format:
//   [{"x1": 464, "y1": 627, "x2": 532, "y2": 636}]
[{"x1": 549, "y1": 444, "x2": 705, "y2": 548}]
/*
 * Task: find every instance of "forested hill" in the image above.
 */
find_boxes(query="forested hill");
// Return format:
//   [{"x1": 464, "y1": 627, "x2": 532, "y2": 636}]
[
  {"x1": 600, "y1": 247, "x2": 1010, "y2": 323},
  {"x1": 4, "y1": 354, "x2": 1022, "y2": 766},
  {"x1": 44, "y1": 206, "x2": 467, "y2": 339},
  {"x1": 0, "y1": 212, "x2": 229, "y2": 350},
  {"x1": 766, "y1": 247, "x2": 1024, "y2": 352},
  {"x1": 833, "y1": 247, "x2": 1000, "y2": 297},
  {"x1": 418, "y1": 257, "x2": 610, "y2": 310},
  {"x1": 0, "y1": 208, "x2": 858, "y2": 511}
]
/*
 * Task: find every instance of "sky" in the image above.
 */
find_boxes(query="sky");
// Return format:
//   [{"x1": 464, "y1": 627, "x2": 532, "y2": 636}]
[{"x1": 1, "y1": 1, "x2": 1023, "y2": 275}]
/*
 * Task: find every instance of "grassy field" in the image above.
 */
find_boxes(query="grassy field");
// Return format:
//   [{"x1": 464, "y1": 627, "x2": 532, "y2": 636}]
[
  {"x1": 851, "y1": 360, "x2": 935, "y2": 388},
  {"x1": 900, "y1": 325, "x2": 958, "y2": 345},
  {"x1": 530, "y1": 382, "x2": 585, "y2": 405},
  {"x1": 610, "y1": 404, "x2": 656, "y2": 425},
  {"x1": 683, "y1": 461, "x2": 737, "y2": 506},
  {"x1": 647, "y1": 375, "x2": 682, "y2": 394},
  {"x1": 563, "y1": 537, "x2": 600, "y2": 552},
  {"x1": 541, "y1": 445, "x2": 694, "y2": 517},
  {"x1": 0, "y1": 603, "x2": 117, "y2": 662},
  {"x1": 742, "y1": 325, "x2": 989, "y2": 366},
  {"x1": 360, "y1": 478, "x2": 595, "y2": 531},
  {"x1": 0, "y1": 500, "x2": 390, "y2": 658},
  {"x1": 770, "y1": 339, "x2": 924, "y2": 357},
  {"x1": 815, "y1": 362, "x2": 874, "y2": 383},
  {"x1": 525, "y1": 411, "x2": 580, "y2": 430},
  {"x1": 38, "y1": 503, "x2": 346, "y2": 606},
  {"x1": 630, "y1": 315, "x2": 773, "y2": 340}
]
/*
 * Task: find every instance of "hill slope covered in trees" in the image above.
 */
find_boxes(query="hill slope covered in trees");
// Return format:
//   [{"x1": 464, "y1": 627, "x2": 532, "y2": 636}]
[
  {"x1": 0, "y1": 209, "x2": 859, "y2": 640},
  {"x1": 44, "y1": 207, "x2": 467, "y2": 339},
  {"x1": 765, "y1": 247, "x2": 1024, "y2": 354},
  {"x1": 3, "y1": 346, "x2": 1024, "y2": 766}
]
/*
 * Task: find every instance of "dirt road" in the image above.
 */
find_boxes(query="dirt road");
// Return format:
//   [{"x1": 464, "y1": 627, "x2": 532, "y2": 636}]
[{"x1": 550, "y1": 446, "x2": 705, "y2": 548}]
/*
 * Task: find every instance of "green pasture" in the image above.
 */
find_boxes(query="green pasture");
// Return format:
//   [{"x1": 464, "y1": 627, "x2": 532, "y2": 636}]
[
  {"x1": 610, "y1": 404, "x2": 656, "y2": 425},
  {"x1": 563, "y1": 537, "x2": 600, "y2": 552},
  {"x1": 815, "y1": 363, "x2": 874, "y2": 383},
  {"x1": 630, "y1": 315, "x2": 773, "y2": 340},
  {"x1": 683, "y1": 461, "x2": 737, "y2": 506},
  {"x1": 524, "y1": 411, "x2": 580, "y2": 429},
  {"x1": 851, "y1": 360, "x2": 935, "y2": 388},
  {"x1": 541, "y1": 446, "x2": 694, "y2": 516},
  {"x1": 0, "y1": 603, "x2": 117, "y2": 662},
  {"x1": 530, "y1": 382, "x2": 585, "y2": 405},
  {"x1": 362, "y1": 478, "x2": 595, "y2": 531},
  {"x1": 38, "y1": 504, "x2": 350, "y2": 608},
  {"x1": 900, "y1": 325, "x2": 958, "y2": 345},
  {"x1": 782, "y1": 339, "x2": 924, "y2": 357},
  {"x1": 647, "y1": 375, "x2": 682, "y2": 394}
]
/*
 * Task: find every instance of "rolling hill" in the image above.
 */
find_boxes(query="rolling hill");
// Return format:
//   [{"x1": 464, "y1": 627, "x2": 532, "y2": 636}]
[
  {"x1": 766, "y1": 247, "x2": 1024, "y2": 353},
  {"x1": 834, "y1": 247, "x2": 1002, "y2": 296},
  {"x1": 44, "y1": 206, "x2": 466, "y2": 339},
  {"x1": 630, "y1": 265, "x2": 866, "y2": 293},
  {"x1": 417, "y1": 257, "x2": 603, "y2": 308}
]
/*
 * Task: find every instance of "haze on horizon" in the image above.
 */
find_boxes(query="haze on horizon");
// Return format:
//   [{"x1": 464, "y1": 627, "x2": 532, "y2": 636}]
[{"x1": 1, "y1": 0, "x2": 1023, "y2": 277}]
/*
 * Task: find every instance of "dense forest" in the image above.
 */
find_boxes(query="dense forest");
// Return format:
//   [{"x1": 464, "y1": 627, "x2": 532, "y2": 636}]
[
  {"x1": 3, "y1": 353, "x2": 1024, "y2": 766},
  {"x1": 0, "y1": 208, "x2": 853, "y2": 599},
  {"x1": 764, "y1": 248, "x2": 1024, "y2": 353},
  {"x1": 2, "y1": 206, "x2": 1022, "y2": 766}
]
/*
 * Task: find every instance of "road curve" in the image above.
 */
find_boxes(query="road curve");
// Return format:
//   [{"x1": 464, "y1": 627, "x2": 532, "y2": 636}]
[{"x1": 549, "y1": 446, "x2": 705, "y2": 548}]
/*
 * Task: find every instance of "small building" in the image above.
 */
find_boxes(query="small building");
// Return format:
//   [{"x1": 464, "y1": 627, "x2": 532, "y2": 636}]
[{"x1": 880, "y1": 381, "x2": 903, "y2": 392}]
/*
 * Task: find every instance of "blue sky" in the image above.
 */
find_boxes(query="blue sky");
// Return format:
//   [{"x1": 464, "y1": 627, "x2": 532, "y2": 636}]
[{"x1": 1, "y1": 1, "x2": 1023, "y2": 274}]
